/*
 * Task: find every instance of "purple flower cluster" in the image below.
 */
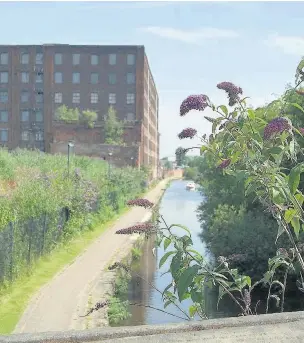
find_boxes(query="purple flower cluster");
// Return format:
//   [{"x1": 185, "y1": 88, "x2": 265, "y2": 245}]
[
  {"x1": 127, "y1": 198, "x2": 154, "y2": 209},
  {"x1": 180, "y1": 95, "x2": 209, "y2": 116},
  {"x1": 116, "y1": 223, "x2": 156, "y2": 235},
  {"x1": 84, "y1": 300, "x2": 109, "y2": 317},
  {"x1": 178, "y1": 128, "x2": 197, "y2": 139},
  {"x1": 263, "y1": 117, "x2": 291, "y2": 140},
  {"x1": 217, "y1": 82, "x2": 243, "y2": 106},
  {"x1": 218, "y1": 159, "x2": 231, "y2": 169},
  {"x1": 108, "y1": 262, "x2": 129, "y2": 272},
  {"x1": 299, "y1": 128, "x2": 304, "y2": 135}
]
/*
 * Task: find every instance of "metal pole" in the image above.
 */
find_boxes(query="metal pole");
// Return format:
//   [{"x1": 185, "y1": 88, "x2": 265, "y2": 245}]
[
  {"x1": 108, "y1": 152, "x2": 112, "y2": 177},
  {"x1": 67, "y1": 144, "x2": 70, "y2": 177}
]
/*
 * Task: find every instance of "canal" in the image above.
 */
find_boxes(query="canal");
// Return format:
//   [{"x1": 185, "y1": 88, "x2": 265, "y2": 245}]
[{"x1": 122, "y1": 179, "x2": 207, "y2": 326}]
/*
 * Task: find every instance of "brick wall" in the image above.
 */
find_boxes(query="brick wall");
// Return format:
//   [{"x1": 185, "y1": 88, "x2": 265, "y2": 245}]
[{"x1": 50, "y1": 124, "x2": 140, "y2": 168}]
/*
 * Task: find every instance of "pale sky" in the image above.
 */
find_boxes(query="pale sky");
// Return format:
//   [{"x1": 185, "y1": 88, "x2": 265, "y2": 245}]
[{"x1": 1, "y1": 1, "x2": 304, "y2": 158}]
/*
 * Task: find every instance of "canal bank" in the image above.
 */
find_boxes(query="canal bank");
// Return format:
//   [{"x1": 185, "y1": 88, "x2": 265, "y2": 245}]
[{"x1": 13, "y1": 178, "x2": 172, "y2": 334}]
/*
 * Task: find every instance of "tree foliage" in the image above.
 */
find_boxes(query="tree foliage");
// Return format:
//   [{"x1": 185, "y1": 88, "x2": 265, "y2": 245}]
[{"x1": 104, "y1": 106, "x2": 124, "y2": 145}]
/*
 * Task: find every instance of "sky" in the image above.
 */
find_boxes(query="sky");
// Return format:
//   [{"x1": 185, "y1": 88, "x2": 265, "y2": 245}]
[{"x1": 1, "y1": 1, "x2": 304, "y2": 158}]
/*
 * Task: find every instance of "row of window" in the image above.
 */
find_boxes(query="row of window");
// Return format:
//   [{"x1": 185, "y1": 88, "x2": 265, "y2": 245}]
[
  {"x1": 21, "y1": 131, "x2": 44, "y2": 141},
  {"x1": 0, "y1": 52, "x2": 135, "y2": 66},
  {"x1": 54, "y1": 92, "x2": 135, "y2": 105},
  {"x1": 0, "y1": 110, "x2": 43, "y2": 123},
  {"x1": 0, "y1": 91, "x2": 43, "y2": 103},
  {"x1": 0, "y1": 71, "x2": 136, "y2": 85},
  {"x1": 53, "y1": 72, "x2": 135, "y2": 85},
  {"x1": 0, "y1": 71, "x2": 43, "y2": 84},
  {"x1": 55, "y1": 53, "x2": 135, "y2": 66},
  {"x1": 0, "y1": 109, "x2": 135, "y2": 124}
]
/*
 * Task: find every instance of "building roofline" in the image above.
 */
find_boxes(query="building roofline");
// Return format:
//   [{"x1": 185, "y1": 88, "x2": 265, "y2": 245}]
[{"x1": 0, "y1": 44, "x2": 145, "y2": 49}]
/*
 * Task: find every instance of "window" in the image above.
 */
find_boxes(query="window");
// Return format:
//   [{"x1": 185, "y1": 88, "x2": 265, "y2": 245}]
[
  {"x1": 21, "y1": 72, "x2": 29, "y2": 83},
  {"x1": 127, "y1": 73, "x2": 135, "y2": 84},
  {"x1": 54, "y1": 72, "x2": 62, "y2": 84},
  {"x1": 91, "y1": 54, "x2": 98, "y2": 65},
  {"x1": 20, "y1": 52, "x2": 29, "y2": 64},
  {"x1": 0, "y1": 53, "x2": 8, "y2": 65},
  {"x1": 21, "y1": 110, "x2": 29, "y2": 122},
  {"x1": 126, "y1": 112, "x2": 135, "y2": 121},
  {"x1": 21, "y1": 91, "x2": 29, "y2": 103},
  {"x1": 0, "y1": 111, "x2": 8, "y2": 122},
  {"x1": 36, "y1": 53, "x2": 43, "y2": 64},
  {"x1": 21, "y1": 131, "x2": 29, "y2": 141},
  {"x1": 36, "y1": 72, "x2": 43, "y2": 83},
  {"x1": 90, "y1": 92, "x2": 98, "y2": 104},
  {"x1": 108, "y1": 73, "x2": 116, "y2": 85},
  {"x1": 35, "y1": 110, "x2": 43, "y2": 122},
  {"x1": 54, "y1": 92, "x2": 62, "y2": 103},
  {"x1": 109, "y1": 54, "x2": 116, "y2": 65},
  {"x1": 90, "y1": 73, "x2": 98, "y2": 84},
  {"x1": 109, "y1": 93, "x2": 116, "y2": 104},
  {"x1": 127, "y1": 54, "x2": 135, "y2": 65},
  {"x1": 0, "y1": 72, "x2": 8, "y2": 83},
  {"x1": 54, "y1": 53, "x2": 62, "y2": 65},
  {"x1": 72, "y1": 72, "x2": 80, "y2": 84},
  {"x1": 0, "y1": 129, "x2": 8, "y2": 142},
  {"x1": 72, "y1": 92, "x2": 80, "y2": 104},
  {"x1": 35, "y1": 131, "x2": 44, "y2": 141},
  {"x1": 0, "y1": 91, "x2": 8, "y2": 103},
  {"x1": 126, "y1": 93, "x2": 135, "y2": 104},
  {"x1": 72, "y1": 53, "x2": 80, "y2": 65},
  {"x1": 36, "y1": 91, "x2": 43, "y2": 103}
]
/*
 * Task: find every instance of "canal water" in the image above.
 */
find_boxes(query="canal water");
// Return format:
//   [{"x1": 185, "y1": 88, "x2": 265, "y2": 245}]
[{"x1": 122, "y1": 179, "x2": 207, "y2": 326}]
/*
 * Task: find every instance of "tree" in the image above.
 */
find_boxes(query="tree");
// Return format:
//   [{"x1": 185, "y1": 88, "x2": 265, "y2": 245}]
[
  {"x1": 104, "y1": 106, "x2": 124, "y2": 145},
  {"x1": 82, "y1": 110, "x2": 98, "y2": 128},
  {"x1": 56, "y1": 105, "x2": 80, "y2": 122},
  {"x1": 175, "y1": 147, "x2": 186, "y2": 166}
]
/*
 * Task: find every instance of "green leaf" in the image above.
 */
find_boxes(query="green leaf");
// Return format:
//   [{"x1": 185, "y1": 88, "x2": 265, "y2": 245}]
[
  {"x1": 177, "y1": 265, "x2": 200, "y2": 301},
  {"x1": 164, "y1": 300, "x2": 172, "y2": 309},
  {"x1": 164, "y1": 238, "x2": 171, "y2": 251},
  {"x1": 170, "y1": 252, "x2": 183, "y2": 278},
  {"x1": 162, "y1": 283, "x2": 173, "y2": 300},
  {"x1": 159, "y1": 251, "x2": 176, "y2": 269},
  {"x1": 168, "y1": 224, "x2": 191, "y2": 236},
  {"x1": 288, "y1": 163, "x2": 304, "y2": 195},
  {"x1": 295, "y1": 193, "x2": 304, "y2": 207},
  {"x1": 218, "y1": 105, "x2": 228, "y2": 117},
  {"x1": 291, "y1": 217, "x2": 300, "y2": 238},
  {"x1": 190, "y1": 289, "x2": 203, "y2": 303},
  {"x1": 200, "y1": 146, "x2": 208, "y2": 155},
  {"x1": 284, "y1": 208, "x2": 297, "y2": 223},
  {"x1": 247, "y1": 109, "x2": 255, "y2": 120},
  {"x1": 290, "y1": 102, "x2": 304, "y2": 113},
  {"x1": 268, "y1": 147, "x2": 283, "y2": 155},
  {"x1": 189, "y1": 305, "x2": 197, "y2": 318}
]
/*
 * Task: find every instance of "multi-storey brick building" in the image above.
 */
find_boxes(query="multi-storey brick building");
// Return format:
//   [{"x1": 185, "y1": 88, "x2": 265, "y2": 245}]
[{"x1": 0, "y1": 44, "x2": 159, "y2": 177}]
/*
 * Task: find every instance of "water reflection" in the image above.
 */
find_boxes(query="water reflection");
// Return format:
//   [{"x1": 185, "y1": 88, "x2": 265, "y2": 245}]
[{"x1": 123, "y1": 180, "x2": 205, "y2": 326}]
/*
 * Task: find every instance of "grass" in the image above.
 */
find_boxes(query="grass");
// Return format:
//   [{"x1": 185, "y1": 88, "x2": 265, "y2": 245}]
[
  {"x1": 0, "y1": 208, "x2": 129, "y2": 335},
  {"x1": 0, "y1": 178, "x2": 166, "y2": 335}
]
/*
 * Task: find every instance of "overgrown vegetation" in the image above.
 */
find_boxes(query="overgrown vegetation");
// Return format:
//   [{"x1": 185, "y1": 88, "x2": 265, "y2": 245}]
[
  {"x1": 55, "y1": 105, "x2": 98, "y2": 128},
  {"x1": 104, "y1": 106, "x2": 124, "y2": 145},
  {"x1": 0, "y1": 149, "x2": 148, "y2": 288}
]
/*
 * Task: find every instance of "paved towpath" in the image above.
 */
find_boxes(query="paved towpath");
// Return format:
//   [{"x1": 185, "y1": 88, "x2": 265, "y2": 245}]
[{"x1": 13, "y1": 179, "x2": 169, "y2": 334}]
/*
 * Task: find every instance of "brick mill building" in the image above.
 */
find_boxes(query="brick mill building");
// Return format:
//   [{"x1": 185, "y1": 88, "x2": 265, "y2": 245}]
[{"x1": 0, "y1": 44, "x2": 160, "y2": 178}]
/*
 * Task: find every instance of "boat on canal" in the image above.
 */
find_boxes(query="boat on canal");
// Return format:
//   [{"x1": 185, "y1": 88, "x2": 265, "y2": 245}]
[{"x1": 186, "y1": 182, "x2": 196, "y2": 191}]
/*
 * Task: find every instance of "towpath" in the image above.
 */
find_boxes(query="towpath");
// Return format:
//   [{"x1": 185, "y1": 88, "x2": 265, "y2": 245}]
[{"x1": 13, "y1": 179, "x2": 169, "y2": 334}]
